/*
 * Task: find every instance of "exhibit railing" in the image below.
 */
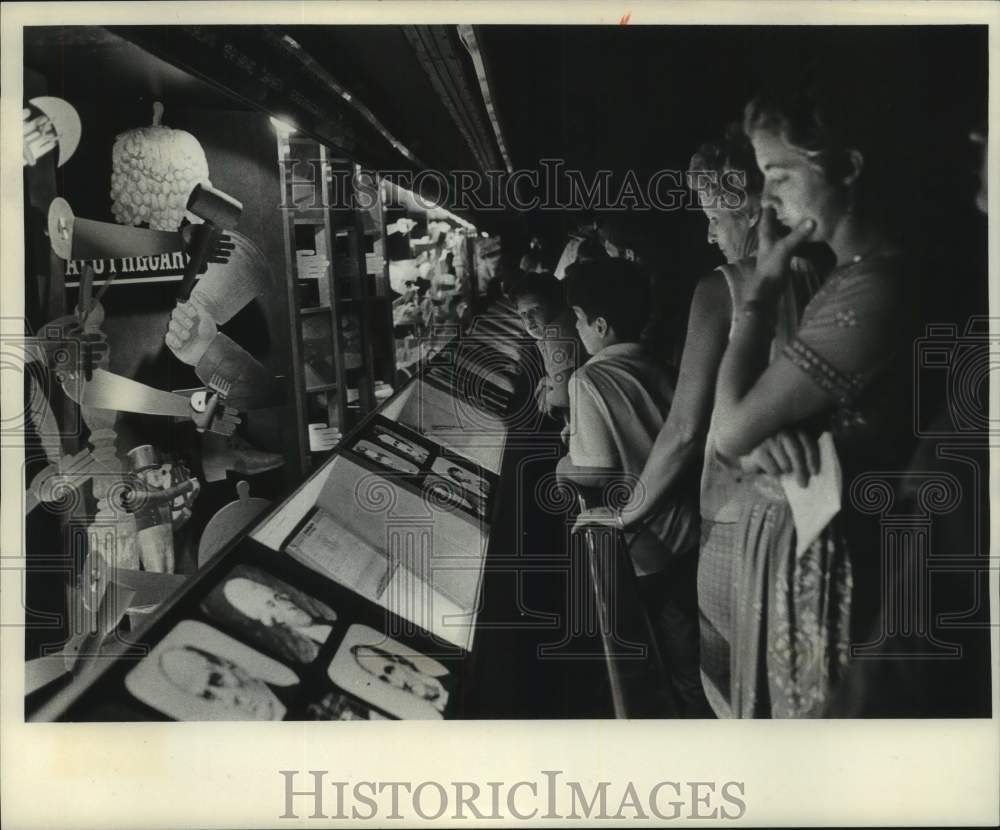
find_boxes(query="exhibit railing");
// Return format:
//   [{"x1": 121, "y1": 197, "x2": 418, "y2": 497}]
[{"x1": 573, "y1": 493, "x2": 677, "y2": 719}]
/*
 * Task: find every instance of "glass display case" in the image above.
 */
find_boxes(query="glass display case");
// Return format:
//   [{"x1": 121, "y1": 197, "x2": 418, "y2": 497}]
[
  {"x1": 30, "y1": 315, "x2": 520, "y2": 721},
  {"x1": 27, "y1": 283, "x2": 663, "y2": 722}
]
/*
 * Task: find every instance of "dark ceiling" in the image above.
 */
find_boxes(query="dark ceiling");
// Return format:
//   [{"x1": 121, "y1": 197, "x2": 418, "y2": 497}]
[
  {"x1": 23, "y1": 27, "x2": 248, "y2": 112},
  {"x1": 282, "y1": 25, "x2": 481, "y2": 175},
  {"x1": 23, "y1": 24, "x2": 988, "y2": 280},
  {"x1": 24, "y1": 24, "x2": 989, "y2": 189},
  {"x1": 482, "y1": 25, "x2": 989, "y2": 173},
  {"x1": 480, "y1": 24, "x2": 988, "y2": 251}
]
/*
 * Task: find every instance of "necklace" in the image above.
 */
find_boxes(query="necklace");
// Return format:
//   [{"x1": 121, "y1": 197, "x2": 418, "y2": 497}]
[{"x1": 844, "y1": 242, "x2": 889, "y2": 267}]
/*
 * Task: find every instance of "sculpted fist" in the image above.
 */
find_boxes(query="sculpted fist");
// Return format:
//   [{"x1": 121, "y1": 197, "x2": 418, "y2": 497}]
[{"x1": 165, "y1": 298, "x2": 217, "y2": 366}]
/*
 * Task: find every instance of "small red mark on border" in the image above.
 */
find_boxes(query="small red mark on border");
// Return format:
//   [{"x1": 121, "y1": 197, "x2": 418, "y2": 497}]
[{"x1": 620, "y1": 12, "x2": 631, "y2": 25}]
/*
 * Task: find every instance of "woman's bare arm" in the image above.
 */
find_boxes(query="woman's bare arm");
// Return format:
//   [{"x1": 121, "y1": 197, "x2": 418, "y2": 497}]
[{"x1": 616, "y1": 269, "x2": 732, "y2": 528}]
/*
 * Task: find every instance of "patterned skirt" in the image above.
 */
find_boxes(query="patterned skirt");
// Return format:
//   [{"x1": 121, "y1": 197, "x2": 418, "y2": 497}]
[
  {"x1": 697, "y1": 519, "x2": 738, "y2": 718},
  {"x1": 730, "y1": 483, "x2": 853, "y2": 718}
]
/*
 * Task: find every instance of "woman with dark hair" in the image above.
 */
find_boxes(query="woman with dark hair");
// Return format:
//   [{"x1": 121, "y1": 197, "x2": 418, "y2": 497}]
[
  {"x1": 575, "y1": 123, "x2": 823, "y2": 718},
  {"x1": 710, "y1": 83, "x2": 918, "y2": 717}
]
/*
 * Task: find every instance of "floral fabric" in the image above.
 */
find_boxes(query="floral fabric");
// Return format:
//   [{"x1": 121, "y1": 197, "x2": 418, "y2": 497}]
[{"x1": 728, "y1": 252, "x2": 910, "y2": 718}]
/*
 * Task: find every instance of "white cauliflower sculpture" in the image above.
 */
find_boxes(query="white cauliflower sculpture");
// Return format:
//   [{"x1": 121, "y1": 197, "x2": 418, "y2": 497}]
[{"x1": 110, "y1": 102, "x2": 210, "y2": 231}]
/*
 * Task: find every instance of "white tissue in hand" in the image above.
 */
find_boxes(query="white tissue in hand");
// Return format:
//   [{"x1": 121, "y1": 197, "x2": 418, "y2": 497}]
[{"x1": 781, "y1": 431, "x2": 842, "y2": 558}]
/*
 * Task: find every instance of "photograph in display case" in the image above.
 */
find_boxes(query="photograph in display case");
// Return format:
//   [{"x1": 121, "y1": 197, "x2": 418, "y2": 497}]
[
  {"x1": 430, "y1": 454, "x2": 493, "y2": 504},
  {"x1": 124, "y1": 620, "x2": 299, "y2": 722},
  {"x1": 342, "y1": 414, "x2": 436, "y2": 478},
  {"x1": 200, "y1": 563, "x2": 339, "y2": 664},
  {"x1": 371, "y1": 421, "x2": 431, "y2": 465},
  {"x1": 421, "y1": 360, "x2": 514, "y2": 418},
  {"x1": 327, "y1": 624, "x2": 451, "y2": 720},
  {"x1": 423, "y1": 475, "x2": 483, "y2": 518},
  {"x1": 427, "y1": 445, "x2": 496, "y2": 522},
  {"x1": 352, "y1": 439, "x2": 422, "y2": 475},
  {"x1": 342, "y1": 414, "x2": 498, "y2": 524}
]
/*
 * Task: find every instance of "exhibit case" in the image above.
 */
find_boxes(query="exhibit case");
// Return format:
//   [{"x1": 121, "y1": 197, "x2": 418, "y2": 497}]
[
  {"x1": 30, "y1": 297, "x2": 534, "y2": 721},
  {"x1": 19, "y1": 25, "x2": 498, "y2": 696},
  {"x1": 21, "y1": 24, "x2": 669, "y2": 723}
]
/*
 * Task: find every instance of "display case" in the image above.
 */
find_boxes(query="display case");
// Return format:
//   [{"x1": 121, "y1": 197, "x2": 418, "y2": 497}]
[
  {"x1": 29, "y1": 290, "x2": 675, "y2": 721},
  {"x1": 20, "y1": 28, "x2": 305, "y2": 673},
  {"x1": 20, "y1": 24, "x2": 670, "y2": 724},
  {"x1": 30, "y1": 296, "x2": 521, "y2": 720}
]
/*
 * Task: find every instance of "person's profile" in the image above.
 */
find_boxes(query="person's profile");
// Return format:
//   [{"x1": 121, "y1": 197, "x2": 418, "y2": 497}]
[
  {"x1": 124, "y1": 620, "x2": 298, "y2": 721},
  {"x1": 201, "y1": 564, "x2": 338, "y2": 663},
  {"x1": 327, "y1": 624, "x2": 450, "y2": 720}
]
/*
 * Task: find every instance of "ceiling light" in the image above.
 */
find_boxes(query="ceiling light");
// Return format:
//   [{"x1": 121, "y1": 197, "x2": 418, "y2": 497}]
[{"x1": 269, "y1": 116, "x2": 297, "y2": 136}]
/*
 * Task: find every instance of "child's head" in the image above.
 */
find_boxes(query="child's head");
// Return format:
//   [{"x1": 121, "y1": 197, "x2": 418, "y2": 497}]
[
  {"x1": 509, "y1": 271, "x2": 566, "y2": 340},
  {"x1": 564, "y1": 259, "x2": 650, "y2": 355}
]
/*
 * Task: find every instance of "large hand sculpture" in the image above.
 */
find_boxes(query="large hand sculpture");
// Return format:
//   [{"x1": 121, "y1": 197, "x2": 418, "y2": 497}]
[
  {"x1": 164, "y1": 231, "x2": 284, "y2": 411},
  {"x1": 165, "y1": 298, "x2": 217, "y2": 366}
]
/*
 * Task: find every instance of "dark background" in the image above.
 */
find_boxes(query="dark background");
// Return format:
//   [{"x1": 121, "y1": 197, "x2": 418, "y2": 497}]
[
  {"x1": 22, "y1": 25, "x2": 990, "y2": 707},
  {"x1": 26, "y1": 25, "x2": 990, "y2": 336},
  {"x1": 481, "y1": 25, "x2": 988, "y2": 335}
]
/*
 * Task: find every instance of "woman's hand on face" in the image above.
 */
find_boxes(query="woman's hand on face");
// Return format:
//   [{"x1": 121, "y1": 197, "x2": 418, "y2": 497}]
[
  {"x1": 738, "y1": 428, "x2": 820, "y2": 487},
  {"x1": 747, "y1": 209, "x2": 815, "y2": 303}
]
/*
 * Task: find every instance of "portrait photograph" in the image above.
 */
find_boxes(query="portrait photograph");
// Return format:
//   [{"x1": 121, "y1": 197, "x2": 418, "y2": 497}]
[
  {"x1": 430, "y1": 454, "x2": 492, "y2": 503},
  {"x1": 327, "y1": 624, "x2": 451, "y2": 720},
  {"x1": 124, "y1": 620, "x2": 299, "y2": 721},
  {"x1": 422, "y1": 473, "x2": 485, "y2": 520},
  {"x1": 371, "y1": 422, "x2": 430, "y2": 466},
  {"x1": 200, "y1": 563, "x2": 339, "y2": 664},
  {"x1": 351, "y1": 439, "x2": 421, "y2": 475}
]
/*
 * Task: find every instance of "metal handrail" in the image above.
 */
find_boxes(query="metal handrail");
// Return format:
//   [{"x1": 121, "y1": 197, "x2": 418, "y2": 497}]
[{"x1": 573, "y1": 493, "x2": 677, "y2": 718}]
